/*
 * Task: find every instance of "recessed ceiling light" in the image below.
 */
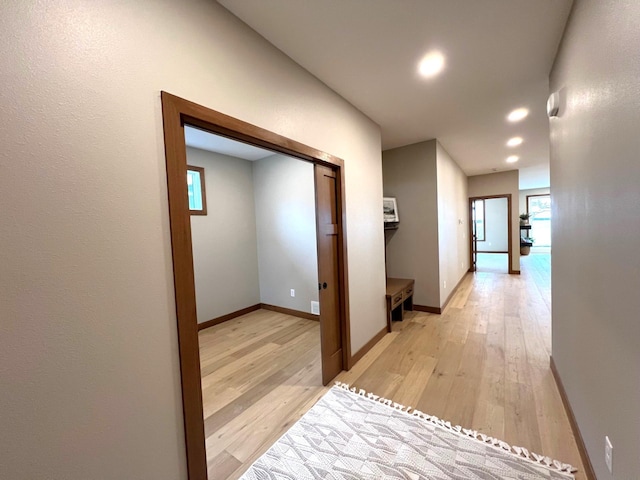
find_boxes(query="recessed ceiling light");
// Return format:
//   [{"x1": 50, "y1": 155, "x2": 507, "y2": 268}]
[
  {"x1": 507, "y1": 136, "x2": 523, "y2": 147},
  {"x1": 506, "y1": 155, "x2": 519, "y2": 163},
  {"x1": 507, "y1": 108, "x2": 529, "y2": 122},
  {"x1": 418, "y1": 51, "x2": 445, "y2": 78}
]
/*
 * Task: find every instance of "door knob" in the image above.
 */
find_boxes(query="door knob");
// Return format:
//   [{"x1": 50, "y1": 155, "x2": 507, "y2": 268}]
[{"x1": 322, "y1": 282, "x2": 328, "y2": 289}]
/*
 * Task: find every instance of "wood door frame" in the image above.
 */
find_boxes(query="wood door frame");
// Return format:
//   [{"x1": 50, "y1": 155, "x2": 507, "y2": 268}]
[
  {"x1": 475, "y1": 197, "x2": 486, "y2": 242},
  {"x1": 160, "y1": 91, "x2": 352, "y2": 480},
  {"x1": 468, "y1": 194, "x2": 514, "y2": 274}
]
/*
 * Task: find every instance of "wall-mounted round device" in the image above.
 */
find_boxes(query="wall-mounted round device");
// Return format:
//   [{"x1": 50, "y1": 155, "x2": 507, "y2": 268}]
[{"x1": 547, "y1": 92, "x2": 560, "y2": 118}]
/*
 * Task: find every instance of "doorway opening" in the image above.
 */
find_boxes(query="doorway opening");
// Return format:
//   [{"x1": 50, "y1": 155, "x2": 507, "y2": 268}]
[
  {"x1": 161, "y1": 92, "x2": 351, "y2": 479},
  {"x1": 469, "y1": 194, "x2": 513, "y2": 274},
  {"x1": 186, "y1": 128, "x2": 327, "y2": 478}
]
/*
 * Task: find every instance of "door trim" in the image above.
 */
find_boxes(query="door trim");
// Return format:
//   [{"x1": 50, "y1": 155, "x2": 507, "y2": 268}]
[
  {"x1": 315, "y1": 164, "x2": 345, "y2": 385},
  {"x1": 468, "y1": 194, "x2": 514, "y2": 274},
  {"x1": 160, "y1": 91, "x2": 351, "y2": 479}
]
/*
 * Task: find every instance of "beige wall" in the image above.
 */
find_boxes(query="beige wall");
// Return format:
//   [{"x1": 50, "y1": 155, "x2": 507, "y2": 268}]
[
  {"x1": 383, "y1": 141, "x2": 440, "y2": 307},
  {"x1": 383, "y1": 140, "x2": 468, "y2": 309},
  {"x1": 550, "y1": 0, "x2": 640, "y2": 478},
  {"x1": 436, "y1": 142, "x2": 470, "y2": 305},
  {"x1": 519, "y1": 187, "x2": 550, "y2": 216},
  {"x1": 478, "y1": 197, "x2": 508, "y2": 252},
  {"x1": 0, "y1": 1, "x2": 385, "y2": 478},
  {"x1": 188, "y1": 148, "x2": 260, "y2": 323},
  {"x1": 468, "y1": 171, "x2": 520, "y2": 272},
  {"x1": 254, "y1": 154, "x2": 319, "y2": 314}
]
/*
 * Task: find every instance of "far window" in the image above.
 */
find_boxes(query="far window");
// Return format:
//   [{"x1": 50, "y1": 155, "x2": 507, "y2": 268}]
[
  {"x1": 187, "y1": 165, "x2": 207, "y2": 215},
  {"x1": 527, "y1": 194, "x2": 551, "y2": 246},
  {"x1": 475, "y1": 199, "x2": 485, "y2": 241}
]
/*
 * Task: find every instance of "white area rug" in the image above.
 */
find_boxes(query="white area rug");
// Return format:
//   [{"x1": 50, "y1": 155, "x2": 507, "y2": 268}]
[{"x1": 240, "y1": 383, "x2": 576, "y2": 479}]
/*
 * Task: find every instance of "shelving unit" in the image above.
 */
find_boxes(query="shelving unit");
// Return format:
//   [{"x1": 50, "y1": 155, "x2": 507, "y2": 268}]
[
  {"x1": 384, "y1": 221, "x2": 399, "y2": 230},
  {"x1": 520, "y1": 224, "x2": 533, "y2": 255},
  {"x1": 384, "y1": 220, "x2": 414, "y2": 327},
  {"x1": 520, "y1": 224, "x2": 533, "y2": 245}
]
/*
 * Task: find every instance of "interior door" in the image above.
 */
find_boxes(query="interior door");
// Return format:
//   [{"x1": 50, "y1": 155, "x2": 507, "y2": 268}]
[
  {"x1": 471, "y1": 200, "x2": 478, "y2": 272},
  {"x1": 315, "y1": 164, "x2": 343, "y2": 385}
]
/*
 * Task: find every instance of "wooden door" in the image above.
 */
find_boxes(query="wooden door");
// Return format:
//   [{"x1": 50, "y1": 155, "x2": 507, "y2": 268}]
[
  {"x1": 315, "y1": 164, "x2": 343, "y2": 385},
  {"x1": 471, "y1": 200, "x2": 478, "y2": 272}
]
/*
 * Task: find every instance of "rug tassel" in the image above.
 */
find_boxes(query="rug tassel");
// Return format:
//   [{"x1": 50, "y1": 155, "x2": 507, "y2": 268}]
[{"x1": 333, "y1": 381, "x2": 577, "y2": 476}]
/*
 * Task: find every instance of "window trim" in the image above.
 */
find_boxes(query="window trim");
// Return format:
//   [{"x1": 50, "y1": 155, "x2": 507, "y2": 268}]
[
  {"x1": 187, "y1": 165, "x2": 207, "y2": 215},
  {"x1": 526, "y1": 193, "x2": 550, "y2": 218}
]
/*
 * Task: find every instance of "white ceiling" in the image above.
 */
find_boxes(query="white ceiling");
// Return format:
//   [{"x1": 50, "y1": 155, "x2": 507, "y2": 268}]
[
  {"x1": 184, "y1": 125, "x2": 274, "y2": 161},
  {"x1": 218, "y1": 0, "x2": 573, "y2": 188}
]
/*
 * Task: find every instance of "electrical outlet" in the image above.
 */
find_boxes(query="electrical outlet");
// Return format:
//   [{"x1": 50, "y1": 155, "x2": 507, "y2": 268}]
[
  {"x1": 311, "y1": 301, "x2": 320, "y2": 315},
  {"x1": 444, "y1": 280, "x2": 447, "y2": 289},
  {"x1": 290, "y1": 289, "x2": 295, "y2": 297},
  {"x1": 605, "y1": 436, "x2": 613, "y2": 474}
]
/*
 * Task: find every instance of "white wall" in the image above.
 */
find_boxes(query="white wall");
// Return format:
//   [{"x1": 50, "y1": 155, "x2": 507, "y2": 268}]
[
  {"x1": 468, "y1": 171, "x2": 520, "y2": 272},
  {"x1": 436, "y1": 142, "x2": 469, "y2": 306},
  {"x1": 477, "y1": 197, "x2": 508, "y2": 252},
  {"x1": 187, "y1": 147, "x2": 260, "y2": 323},
  {"x1": 0, "y1": 1, "x2": 385, "y2": 478},
  {"x1": 382, "y1": 141, "x2": 440, "y2": 307},
  {"x1": 253, "y1": 154, "x2": 319, "y2": 314},
  {"x1": 550, "y1": 0, "x2": 640, "y2": 478}
]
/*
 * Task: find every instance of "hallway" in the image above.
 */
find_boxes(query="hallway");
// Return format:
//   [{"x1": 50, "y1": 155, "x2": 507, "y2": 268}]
[
  {"x1": 340, "y1": 252, "x2": 584, "y2": 477},
  {"x1": 201, "y1": 253, "x2": 584, "y2": 479}
]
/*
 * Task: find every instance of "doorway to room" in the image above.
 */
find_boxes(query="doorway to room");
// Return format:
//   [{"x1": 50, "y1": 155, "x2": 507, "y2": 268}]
[
  {"x1": 161, "y1": 92, "x2": 351, "y2": 480},
  {"x1": 469, "y1": 195, "x2": 512, "y2": 274},
  {"x1": 185, "y1": 128, "x2": 339, "y2": 479}
]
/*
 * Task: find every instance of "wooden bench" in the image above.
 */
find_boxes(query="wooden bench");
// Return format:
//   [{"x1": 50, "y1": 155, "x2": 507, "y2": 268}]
[{"x1": 385, "y1": 277, "x2": 414, "y2": 331}]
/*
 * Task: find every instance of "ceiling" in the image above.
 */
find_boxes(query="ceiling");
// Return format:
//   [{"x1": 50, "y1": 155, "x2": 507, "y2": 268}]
[
  {"x1": 184, "y1": 125, "x2": 274, "y2": 161},
  {"x1": 217, "y1": 0, "x2": 573, "y2": 188}
]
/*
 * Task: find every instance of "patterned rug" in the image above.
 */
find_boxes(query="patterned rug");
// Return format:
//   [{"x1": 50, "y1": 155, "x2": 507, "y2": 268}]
[{"x1": 240, "y1": 383, "x2": 576, "y2": 479}]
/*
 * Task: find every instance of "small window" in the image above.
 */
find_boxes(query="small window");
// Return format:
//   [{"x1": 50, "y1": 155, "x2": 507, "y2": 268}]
[{"x1": 187, "y1": 165, "x2": 207, "y2": 215}]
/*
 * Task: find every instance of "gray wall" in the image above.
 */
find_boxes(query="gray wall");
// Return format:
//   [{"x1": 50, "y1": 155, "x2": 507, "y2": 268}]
[
  {"x1": 468, "y1": 171, "x2": 520, "y2": 272},
  {"x1": 436, "y1": 142, "x2": 470, "y2": 306},
  {"x1": 0, "y1": 1, "x2": 385, "y2": 478},
  {"x1": 187, "y1": 147, "x2": 260, "y2": 323},
  {"x1": 550, "y1": 0, "x2": 640, "y2": 478},
  {"x1": 383, "y1": 140, "x2": 469, "y2": 309},
  {"x1": 254, "y1": 154, "x2": 319, "y2": 314},
  {"x1": 383, "y1": 141, "x2": 440, "y2": 308},
  {"x1": 189, "y1": 149, "x2": 319, "y2": 321},
  {"x1": 477, "y1": 197, "x2": 508, "y2": 252}
]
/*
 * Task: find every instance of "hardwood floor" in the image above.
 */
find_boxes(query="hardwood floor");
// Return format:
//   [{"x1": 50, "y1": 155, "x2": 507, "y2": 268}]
[
  {"x1": 199, "y1": 311, "x2": 323, "y2": 479},
  {"x1": 476, "y1": 252, "x2": 509, "y2": 273},
  {"x1": 199, "y1": 253, "x2": 585, "y2": 480}
]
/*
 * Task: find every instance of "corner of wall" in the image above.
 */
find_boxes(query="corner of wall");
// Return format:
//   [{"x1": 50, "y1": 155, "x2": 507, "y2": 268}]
[
  {"x1": 382, "y1": 141, "x2": 440, "y2": 308},
  {"x1": 434, "y1": 141, "x2": 470, "y2": 307}
]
